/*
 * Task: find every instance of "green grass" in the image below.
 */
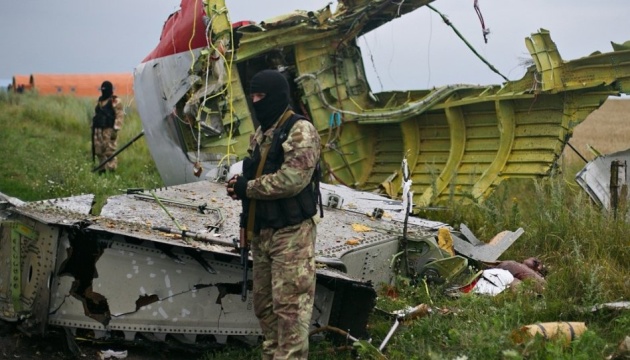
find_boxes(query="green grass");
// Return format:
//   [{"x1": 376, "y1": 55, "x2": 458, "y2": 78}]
[
  {"x1": 1, "y1": 92, "x2": 629, "y2": 359},
  {"x1": 0, "y1": 91, "x2": 162, "y2": 212}
]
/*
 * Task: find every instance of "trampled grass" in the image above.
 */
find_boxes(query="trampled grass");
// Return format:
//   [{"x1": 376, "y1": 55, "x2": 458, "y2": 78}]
[{"x1": 1, "y1": 92, "x2": 629, "y2": 359}]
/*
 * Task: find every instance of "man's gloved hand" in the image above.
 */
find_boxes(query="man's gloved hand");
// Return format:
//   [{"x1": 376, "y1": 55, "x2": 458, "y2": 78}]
[
  {"x1": 233, "y1": 176, "x2": 248, "y2": 200},
  {"x1": 226, "y1": 175, "x2": 248, "y2": 200},
  {"x1": 226, "y1": 175, "x2": 239, "y2": 200}
]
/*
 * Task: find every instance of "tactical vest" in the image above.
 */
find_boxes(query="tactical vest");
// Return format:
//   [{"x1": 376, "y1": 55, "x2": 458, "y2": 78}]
[
  {"x1": 92, "y1": 99, "x2": 116, "y2": 129},
  {"x1": 244, "y1": 114, "x2": 319, "y2": 230}
]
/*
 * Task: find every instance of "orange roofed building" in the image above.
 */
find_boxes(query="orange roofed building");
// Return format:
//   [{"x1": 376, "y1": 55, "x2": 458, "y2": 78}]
[
  {"x1": 17, "y1": 73, "x2": 134, "y2": 97},
  {"x1": 12, "y1": 74, "x2": 32, "y2": 92}
]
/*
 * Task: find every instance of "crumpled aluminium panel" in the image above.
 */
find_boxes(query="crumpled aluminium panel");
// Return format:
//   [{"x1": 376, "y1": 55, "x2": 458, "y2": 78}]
[
  {"x1": 1, "y1": 179, "x2": 522, "y2": 345},
  {"x1": 575, "y1": 148, "x2": 630, "y2": 210}
]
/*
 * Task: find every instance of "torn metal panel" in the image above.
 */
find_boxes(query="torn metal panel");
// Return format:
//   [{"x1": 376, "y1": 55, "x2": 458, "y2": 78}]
[
  {"x1": 1, "y1": 180, "x2": 398, "y2": 344},
  {"x1": 319, "y1": 183, "x2": 448, "y2": 229},
  {"x1": 452, "y1": 227, "x2": 525, "y2": 263},
  {"x1": 0, "y1": 177, "x2": 525, "y2": 347},
  {"x1": 576, "y1": 148, "x2": 630, "y2": 210},
  {"x1": 42, "y1": 194, "x2": 94, "y2": 215},
  {"x1": 49, "y1": 236, "x2": 262, "y2": 337},
  {"x1": 458, "y1": 223, "x2": 483, "y2": 246},
  {"x1": 0, "y1": 217, "x2": 60, "y2": 335},
  {"x1": 0, "y1": 192, "x2": 25, "y2": 209}
]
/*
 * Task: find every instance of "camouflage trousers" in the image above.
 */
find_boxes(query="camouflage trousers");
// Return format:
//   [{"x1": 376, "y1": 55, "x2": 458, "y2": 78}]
[
  {"x1": 93, "y1": 127, "x2": 118, "y2": 171},
  {"x1": 251, "y1": 219, "x2": 316, "y2": 360}
]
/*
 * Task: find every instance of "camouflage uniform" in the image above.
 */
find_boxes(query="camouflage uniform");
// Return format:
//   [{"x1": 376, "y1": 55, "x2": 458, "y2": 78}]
[
  {"x1": 93, "y1": 95, "x2": 124, "y2": 171},
  {"x1": 246, "y1": 118, "x2": 320, "y2": 359},
  {"x1": 227, "y1": 69, "x2": 321, "y2": 359}
]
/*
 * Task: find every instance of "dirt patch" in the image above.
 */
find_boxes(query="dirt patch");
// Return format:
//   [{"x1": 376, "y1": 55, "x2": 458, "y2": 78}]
[{"x1": 0, "y1": 328, "x2": 70, "y2": 359}]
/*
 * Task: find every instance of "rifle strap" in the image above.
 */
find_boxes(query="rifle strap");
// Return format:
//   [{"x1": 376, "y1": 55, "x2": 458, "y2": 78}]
[{"x1": 245, "y1": 109, "x2": 294, "y2": 241}]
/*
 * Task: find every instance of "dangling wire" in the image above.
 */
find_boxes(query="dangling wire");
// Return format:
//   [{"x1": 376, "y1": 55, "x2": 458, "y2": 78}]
[
  {"x1": 360, "y1": 37, "x2": 384, "y2": 92},
  {"x1": 195, "y1": 11, "x2": 219, "y2": 165},
  {"x1": 186, "y1": 3, "x2": 236, "y2": 175},
  {"x1": 204, "y1": 4, "x2": 236, "y2": 170},
  {"x1": 187, "y1": 0, "x2": 200, "y2": 73},
  {"x1": 473, "y1": 0, "x2": 490, "y2": 44},
  {"x1": 427, "y1": 4, "x2": 508, "y2": 82}
]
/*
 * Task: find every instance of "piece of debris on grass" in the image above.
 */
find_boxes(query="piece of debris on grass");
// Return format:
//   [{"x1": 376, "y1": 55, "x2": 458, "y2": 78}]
[
  {"x1": 464, "y1": 268, "x2": 514, "y2": 296},
  {"x1": 391, "y1": 303, "x2": 432, "y2": 321},
  {"x1": 437, "y1": 227, "x2": 455, "y2": 256},
  {"x1": 100, "y1": 349, "x2": 128, "y2": 360},
  {"x1": 511, "y1": 322, "x2": 586, "y2": 345},
  {"x1": 591, "y1": 301, "x2": 630, "y2": 312}
]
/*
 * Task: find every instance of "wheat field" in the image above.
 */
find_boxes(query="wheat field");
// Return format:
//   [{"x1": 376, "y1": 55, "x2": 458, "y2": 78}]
[{"x1": 561, "y1": 98, "x2": 630, "y2": 165}]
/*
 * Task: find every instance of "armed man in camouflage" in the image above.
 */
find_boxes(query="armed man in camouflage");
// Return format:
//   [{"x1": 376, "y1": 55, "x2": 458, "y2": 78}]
[
  {"x1": 227, "y1": 69, "x2": 321, "y2": 360},
  {"x1": 92, "y1": 80, "x2": 124, "y2": 173}
]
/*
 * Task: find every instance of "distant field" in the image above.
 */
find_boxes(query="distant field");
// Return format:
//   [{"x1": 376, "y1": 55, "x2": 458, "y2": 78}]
[{"x1": 561, "y1": 98, "x2": 630, "y2": 165}]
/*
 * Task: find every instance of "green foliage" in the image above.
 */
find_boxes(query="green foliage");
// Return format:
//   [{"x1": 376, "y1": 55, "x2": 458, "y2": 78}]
[{"x1": 1, "y1": 92, "x2": 629, "y2": 359}]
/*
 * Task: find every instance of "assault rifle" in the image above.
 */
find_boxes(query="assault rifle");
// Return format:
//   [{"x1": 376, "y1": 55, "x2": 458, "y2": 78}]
[
  {"x1": 239, "y1": 228, "x2": 249, "y2": 302},
  {"x1": 92, "y1": 130, "x2": 144, "y2": 172}
]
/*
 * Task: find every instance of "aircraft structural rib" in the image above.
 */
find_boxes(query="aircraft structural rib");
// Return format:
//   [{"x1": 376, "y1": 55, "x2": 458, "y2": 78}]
[{"x1": 133, "y1": 1, "x2": 630, "y2": 209}]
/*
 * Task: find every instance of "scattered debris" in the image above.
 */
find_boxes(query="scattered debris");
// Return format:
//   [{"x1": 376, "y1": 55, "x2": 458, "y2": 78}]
[
  {"x1": 466, "y1": 268, "x2": 514, "y2": 296},
  {"x1": 379, "y1": 304, "x2": 432, "y2": 352},
  {"x1": 437, "y1": 227, "x2": 456, "y2": 256},
  {"x1": 454, "y1": 257, "x2": 547, "y2": 295},
  {"x1": 99, "y1": 349, "x2": 128, "y2": 359},
  {"x1": 352, "y1": 223, "x2": 373, "y2": 232},
  {"x1": 454, "y1": 224, "x2": 525, "y2": 262},
  {"x1": 576, "y1": 148, "x2": 630, "y2": 213},
  {"x1": 591, "y1": 301, "x2": 630, "y2": 312},
  {"x1": 512, "y1": 322, "x2": 587, "y2": 345}
]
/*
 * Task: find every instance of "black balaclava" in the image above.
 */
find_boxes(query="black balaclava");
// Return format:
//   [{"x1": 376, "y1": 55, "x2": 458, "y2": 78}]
[
  {"x1": 99, "y1": 81, "x2": 113, "y2": 101},
  {"x1": 249, "y1": 70, "x2": 290, "y2": 131}
]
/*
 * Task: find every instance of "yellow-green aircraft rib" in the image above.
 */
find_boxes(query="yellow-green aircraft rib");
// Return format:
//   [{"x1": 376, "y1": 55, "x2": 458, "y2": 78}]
[
  {"x1": 134, "y1": 0, "x2": 630, "y2": 208},
  {"x1": 292, "y1": 26, "x2": 629, "y2": 207}
]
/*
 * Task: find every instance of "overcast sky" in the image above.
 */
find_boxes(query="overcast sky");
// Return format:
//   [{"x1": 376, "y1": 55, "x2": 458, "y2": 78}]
[{"x1": 1, "y1": 0, "x2": 628, "y2": 90}]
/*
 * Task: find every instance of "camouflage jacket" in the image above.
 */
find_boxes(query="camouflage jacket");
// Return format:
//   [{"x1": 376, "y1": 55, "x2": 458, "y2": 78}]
[
  {"x1": 245, "y1": 111, "x2": 321, "y2": 200},
  {"x1": 96, "y1": 96, "x2": 125, "y2": 130}
]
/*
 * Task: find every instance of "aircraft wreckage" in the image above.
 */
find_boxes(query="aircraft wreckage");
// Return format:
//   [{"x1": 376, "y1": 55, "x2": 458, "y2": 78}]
[
  {"x1": 2, "y1": 0, "x2": 630, "y2": 352},
  {"x1": 577, "y1": 145, "x2": 630, "y2": 216},
  {"x1": 133, "y1": 0, "x2": 630, "y2": 206},
  {"x1": 0, "y1": 178, "x2": 522, "y2": 349}
]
